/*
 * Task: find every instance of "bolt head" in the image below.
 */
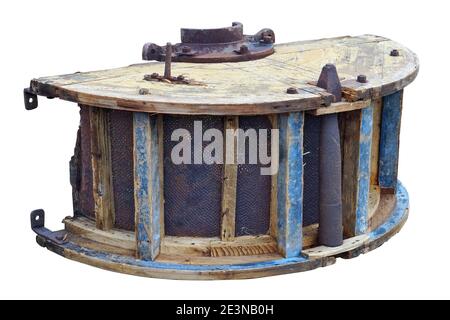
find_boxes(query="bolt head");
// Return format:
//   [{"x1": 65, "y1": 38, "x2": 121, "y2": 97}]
[
  {"x1": 357, "y1": 75, "x2": 368, "y2": 83},
  {"x1": 286, "y1": 87, "x2": 299, "y2": 94},
  {"x1": 181, "y1": 46, "x2": 191, "y2": 53},
  {"x1": 139, "y1": 88, "x2": 150, "y2": 95},
  {"x1": 390, "y1": 49, "x2": 400, "y2": 57},
  {"x1": 240, "y1": 45, "x2": 249, "y2": 54}
]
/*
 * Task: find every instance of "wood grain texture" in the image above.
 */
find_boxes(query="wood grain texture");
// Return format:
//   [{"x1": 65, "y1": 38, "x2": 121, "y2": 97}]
[
  {"x1": 379, "y1": 91, "x2": 403, "y2": 192},
  {"x1": 277, "y1": 112, "x2": 304, "y2": 258},
  {"x1": 355, "y1": 105, "x2": 374, "y2": 234},
  {"x1": 370, "y1": 99, "x2": 382, "y2": 185},
  {"x1": 89, "y1": 107, "x2": 115, "y2": 230},
  {"x1": 133, "y1": 113, "x2": 161, "y2": 260},
  {"x1": 342, "y1": 104, "x2": 374, "y2": 237},
  {"x1": 308, "y1": 100, "x2": 371, "y2": 116},
  {"x1": 269, "y1": 115, "x2": 279, "y2": 239},
  {"x1": 30, "y1": 35, "x2": 419, "y2": 115},
  {"x1": 221, "y1": 116, "x2": 238, "y2": 240}
]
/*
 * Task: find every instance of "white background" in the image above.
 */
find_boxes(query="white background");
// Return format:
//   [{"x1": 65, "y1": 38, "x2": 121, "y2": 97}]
[{"x1": 0, "y1": 0, "x2": 448, "y2": 299}]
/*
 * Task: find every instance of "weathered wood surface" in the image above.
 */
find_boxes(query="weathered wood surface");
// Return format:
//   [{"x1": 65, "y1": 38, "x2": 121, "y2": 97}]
[
  {"x1": 277, "y1": 112, "x2": 304, "y2": 258},
  {"x1": 31, "y1": 35, "x2": 419, "y2": 115},
  {"x1": 220, "y1": 116, "x2": 238, "y2": 240},
  {"x1": 89, "y1": 107, "x2": 115, "y2": 230},
  {"x1": 342, "y1": 104, "x2": 374, "y2": 237},
  {"x1": 133, "y1": 113, "x2": 162, "y2": 260},
  {"x1": 379, "y1": 91, "x2": 403, "y2": 192}
]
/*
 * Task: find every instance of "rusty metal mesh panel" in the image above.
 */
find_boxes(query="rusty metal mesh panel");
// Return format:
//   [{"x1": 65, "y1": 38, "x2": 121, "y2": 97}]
[
  {"x1": 163, "y1": 115, "x2": 223, "y2": 237},
  {"x1": 79, "y1": 106, "x2": 95, "y2": 219},
  {"x1": 235, "y1": 116, "x2": 272, "y2": 236},
  {"x1": 303, "y1": 114, "x2": 321, "y2": 226},
  {"x1": 109, "y1": 110, "x2": 135, "y2": 231}
]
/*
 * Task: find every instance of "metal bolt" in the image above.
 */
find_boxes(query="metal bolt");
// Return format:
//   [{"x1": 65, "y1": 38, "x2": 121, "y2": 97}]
[
  {"x1": 139, "y1": 88, "x2": 150, "y2": 95},
  {"x1": 357, "y1": 75, "x2": 368, "y2": 83},
  {"x1": 286, "y1": 87, "x2": 299, "y2": 94},
  {"x1": 240, "y1": 45, "x2": 249, "y2": 54},
  {"x1": 164, "y1": 42, "x2": 172, "y2": 79},
  {"x1": 181, "y1": 46, "x2": 191, "y2": 53},
  {"x1": 390, "y1": 49, "x2": 400, "y2": 57}
]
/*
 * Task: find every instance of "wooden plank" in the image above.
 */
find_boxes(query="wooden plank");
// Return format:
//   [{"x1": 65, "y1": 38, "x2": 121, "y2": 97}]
[
  {"x1": 355, "y1": 105, "x2": 374, "y2": 235},
  {"x1": 269, "y1": 114, "x2": 278, "y2": 239},
  {"x1": 31, "y1": 35, "x2": 419, "y2": 115},
  {"x1": 89, "y1": 107, "x2": 115, "y2": 230},
  {"x1": 308, "y1": 100, "x2": 371, "y2": 116},
  {"x1": 64, "y1": 217, "x2": 135, "y2": 252},
  {"x1": 379, "y1": 91, "x2": 403, "y2": 192},
  {"x1": 370, "y1": 98, "x2": 382, "y2": 185},
  {"x1": 304, "y1": 235, "x2": 368, "y2": 258},
  {"x1": 342, "y1": 104, "x2": 374, "y2": 236},
  {"x1": 133, "y1": 112, "x2": 161, "y2": 260},
  {"x1": 220, "y1": 116, "x2": 238, "y2": 241},
  {"x1": 277, "y1": 112, "x2": 304, "y2": 258},
  {"x1": 342, "y1": 110, "x2": 361, "y2": 238}
]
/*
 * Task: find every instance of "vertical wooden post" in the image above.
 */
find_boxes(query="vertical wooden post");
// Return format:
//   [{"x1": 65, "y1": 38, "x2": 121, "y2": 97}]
[
  {"x1": 89, "y1": 107, "x2": 115, "y2": 231},
  {"x1": 342, "y1": 105, "x2": 374, "y2": 237},
  {"x1": 269, "y1": 115, "x2": 279, "y2": 239},
  {"x1": 221, "y1": 116, "x2": 238, "y2": 241},
  {"x1": 133, "y1": 113, "x2": 162, "y2": 261},
  {"x1": 277, "y1": 112, "x2": 304, "y2": 258},
  {"x1": 379, "y1": 90, "x2": 403, "y2": 193}
]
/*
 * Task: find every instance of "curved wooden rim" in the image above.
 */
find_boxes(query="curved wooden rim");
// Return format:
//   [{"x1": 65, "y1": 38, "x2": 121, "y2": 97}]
[
  {"x1": 38, "y1": 182, "x2": 409, "y2": 280},
  {"x1": 30, "y1": 35, "x2": 419, "y2": 115}
]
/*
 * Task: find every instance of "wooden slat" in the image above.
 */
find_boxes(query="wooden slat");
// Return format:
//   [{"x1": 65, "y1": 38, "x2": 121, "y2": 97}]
[
  {"x1": 304, "y1": 235, "x2": 368, "y2": 258},
  {"x1": 277, "y1": 112, "x2": 304, "y2": 258},
  {"x1": 89, "y1": 107, "x2": 115, "y2": 230},
  {"x1": 220, "y1": 116, "x2": 238, "y2": 241},
  {"x1": 370, "y1": 98, "x2": 382, "y2": 185},
  {"x1": 342, "y1": 104, "x2": 374, "y2": 237},
  {"x1": 379, "y1": 91, "x2": 403, "y2": 193},
  {"x1": 133, "y1": 113, "x2": 162, "y2": 260},
  {"x1": 342, "y1": 110, "x2": 361, "y2": 238},
  {"x1": 308, "y1": 100, "x2": 371, "y2": 116},
  {"x1": 355, "y1": 105, "x2": 374, "y2": 234},
  {"x1": 269, "y1": 114, "x2": 279, "y2": 239}
]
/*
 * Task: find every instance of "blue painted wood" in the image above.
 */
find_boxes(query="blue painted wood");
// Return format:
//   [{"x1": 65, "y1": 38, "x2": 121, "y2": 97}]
[
  {"x1": 355, "y1": 105, "x2": 374, "y2": 235},
  {"x1": 277, "y1": 112, "x2": 304, "y2": 258},
  {"x1": 133, "y1": 113, "x2": 161, "y2": 261},
  {"x1": 61, "y1": 180, "x2": 408, "y2": 272},
  {"x1": 379, "y1": 91, "x2": 403, "y2": 190},
  {"x1": 369, "y1": 181, "x2": 409, "y2": 240}
]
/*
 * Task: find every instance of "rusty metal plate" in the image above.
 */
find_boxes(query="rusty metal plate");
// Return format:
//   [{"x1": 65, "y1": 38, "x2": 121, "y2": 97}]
[
  {"x1": 79, "y1": 106, "x2": 95, "y2": 219},
  {"x1": 303, "y1": 114, "x2": 321, "y2": 226},
  {"x1": 109, "y1": 110, "x2": 135, "y2": 231},
  {"x1": 163, "y1": 115, "x2": 224, "y2": 237},
  {"x1": 142, "y1": 22, "x2": 275, "y2": 63},
  {"x1": 235, "y1": 116, "x2": 272, "y2": 236}
]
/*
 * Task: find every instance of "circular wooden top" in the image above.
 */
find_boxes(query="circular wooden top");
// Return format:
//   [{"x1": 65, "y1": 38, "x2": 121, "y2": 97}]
[{"x1": 31, "y1": 35, "x2": 419, "y2": 115}]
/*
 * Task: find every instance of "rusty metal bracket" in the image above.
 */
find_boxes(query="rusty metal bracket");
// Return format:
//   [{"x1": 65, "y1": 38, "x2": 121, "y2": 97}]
[
  {"x1": 142, "y1": 22, "x2": 275, "y2": 63},
  {"x1": 24, "y1": 87, "x2": 38, "y2": 110},
  {"x1": 30, "y1": 209, "x2": 67, "y2": 246}
]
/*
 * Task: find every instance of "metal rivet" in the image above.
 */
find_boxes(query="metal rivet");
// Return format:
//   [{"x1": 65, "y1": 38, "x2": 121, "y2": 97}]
[
  {"x1": 390, "y1": 49, "x2": 399, "y2": 57},
  {"x1": 139, "y1": 88, "x2": 150, "y2": 95},
  {"x1": 357, "y1": 75, "x2": 368, "y2": 83},
  {"x1": 181, "y1": 46, "x2": 191, "y2": 53},
  {"x1": 286, "y1": 87, "x2": 299, "y2": 94},
  {"x1": 240, "y1": 45, "x2": 249, "y2": 54}
]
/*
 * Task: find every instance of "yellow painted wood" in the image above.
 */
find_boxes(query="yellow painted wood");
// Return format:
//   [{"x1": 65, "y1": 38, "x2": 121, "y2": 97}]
[{"x1": 31, "y1": 35, "x2": 419, "y2": 115}]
